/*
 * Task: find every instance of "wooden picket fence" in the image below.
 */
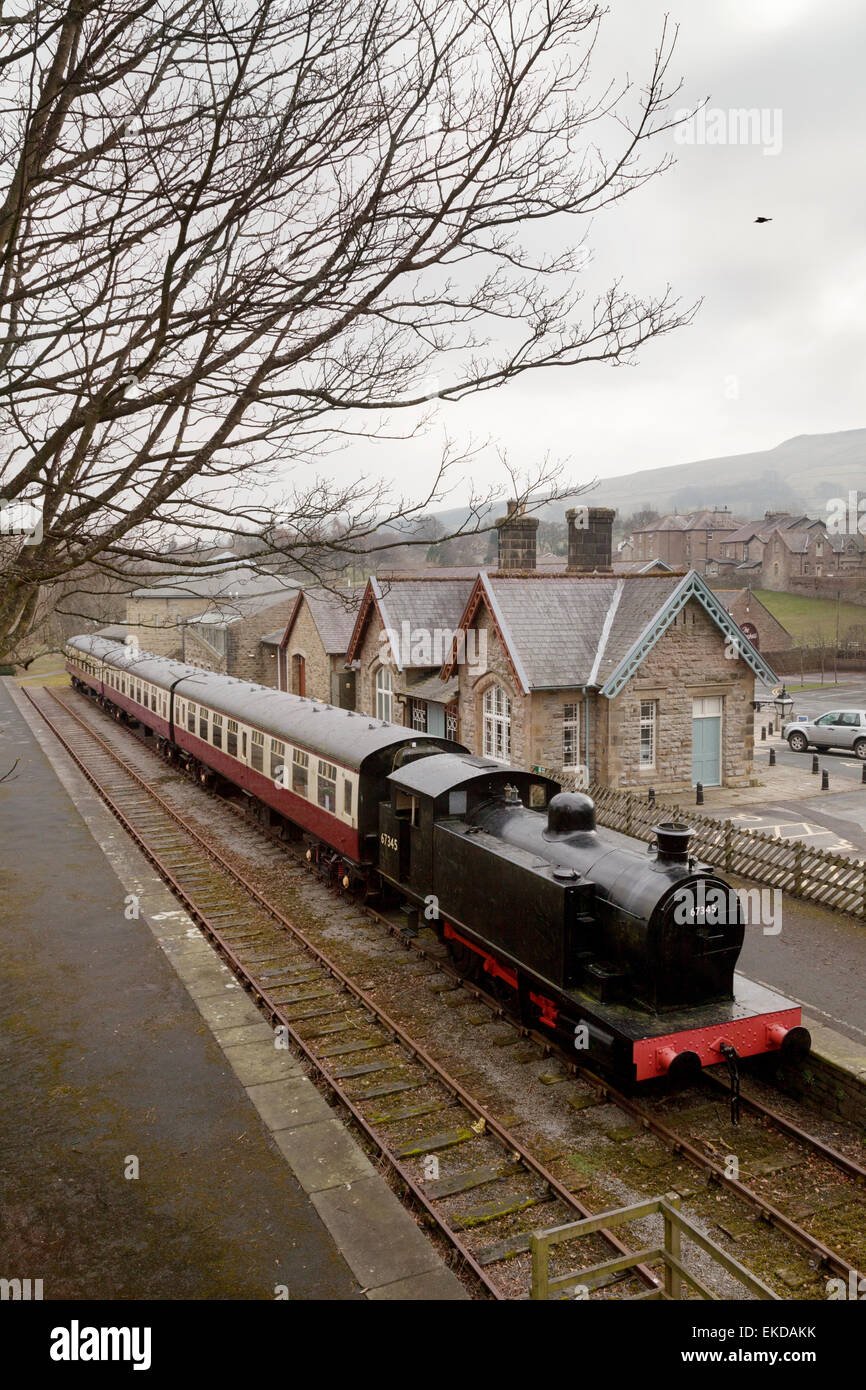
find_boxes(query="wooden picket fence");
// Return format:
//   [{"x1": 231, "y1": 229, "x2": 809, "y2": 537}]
[{"x1": 550, "y1": 768, "x2": 866, "y2": 920}]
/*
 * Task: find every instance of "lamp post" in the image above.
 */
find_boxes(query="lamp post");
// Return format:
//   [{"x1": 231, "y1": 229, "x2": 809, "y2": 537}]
[{"x1": 773, "y1": 686, "x2": 793, "y2": 728}]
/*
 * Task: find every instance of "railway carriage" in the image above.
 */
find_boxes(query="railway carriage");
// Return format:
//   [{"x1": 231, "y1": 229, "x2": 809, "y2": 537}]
[
  {"x1": 65, "y1": 634, "x2": 810, "y2": 1085},
  {"x1": 65, "y1": 635, "x2": 458, "y2": 871}
]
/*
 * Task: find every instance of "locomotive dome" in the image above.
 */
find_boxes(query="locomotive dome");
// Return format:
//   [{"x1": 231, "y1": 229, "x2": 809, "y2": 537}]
[{"x1": 544, "y1": 791, "x2": 596, "y2": 837}]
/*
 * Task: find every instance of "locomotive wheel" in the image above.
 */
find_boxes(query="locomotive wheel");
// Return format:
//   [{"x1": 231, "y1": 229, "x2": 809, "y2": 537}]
[
  {"x1": 487, "y1": 972, "x2": 515, "y2": 1006},
  {"x1": 446, "y1": 937, "x2": 483, "y2": 984}
]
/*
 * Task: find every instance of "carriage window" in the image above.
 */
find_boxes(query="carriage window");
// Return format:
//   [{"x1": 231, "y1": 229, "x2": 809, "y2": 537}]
[
  {"x1": 344, "y1": 779, "x2": 353, "y2": 816},
  {"x1": 270, "y1": 739, "x2": 286, "y2": 781},
  {"x1": 317, "y1": 760, "x2": 337, "y2": 812},
  {"x1": 292, "y1": 748, "x2": 309, "y2": 797},
  {"x1": 187, "y1": 702, "x2": 196, "y2": 733},
  {"x1": 151, "y1": 690, "x2": 157, "y2": 711},
  {"x1": 136, "y1": 683, "x2": 142, "y2": 704},
  {"x1": 250, "y1": 729, "x2": 264, "y2": 772},
  {"x1": 227, "y1": 718, "x2": 238, "y2": 757},
  {"x1": 212, "y1": 713, "x2": 223, "y2": 749},
  {"x1": 199, "y1": 707, "x2": 208, "y2": 739}
]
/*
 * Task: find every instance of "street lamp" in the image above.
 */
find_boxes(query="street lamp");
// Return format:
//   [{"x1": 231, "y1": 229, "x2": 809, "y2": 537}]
[{"x1": 773, "y1": 685, "x2": 793, "y2": 726}]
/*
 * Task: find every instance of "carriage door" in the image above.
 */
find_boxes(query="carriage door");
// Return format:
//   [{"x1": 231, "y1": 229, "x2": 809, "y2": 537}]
[{"x1": 692, "y1": 697, "x2": 722, "y2": 787}]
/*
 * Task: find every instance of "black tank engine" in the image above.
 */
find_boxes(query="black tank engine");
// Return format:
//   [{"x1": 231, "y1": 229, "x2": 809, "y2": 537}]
[{"x1": 379, "y1": 753, "x2": 808, "y2": 1082}]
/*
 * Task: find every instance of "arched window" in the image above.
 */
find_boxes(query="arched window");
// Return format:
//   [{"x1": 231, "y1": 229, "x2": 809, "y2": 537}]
[
  {"x1": 375, "y1": 665, "x2": 393, "y2": 722},
  {"x1": 483, "y1": 683, "x2": 511, "y2": 761}
]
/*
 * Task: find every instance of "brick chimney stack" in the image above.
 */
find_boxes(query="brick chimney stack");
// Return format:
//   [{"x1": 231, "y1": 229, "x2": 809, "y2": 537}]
[
  {"x1": 496, "y1": 499, "x2": 538, "y2": 571},
  {"x1": 566, "y1": 506, "x2": 616, "y2": 573}
]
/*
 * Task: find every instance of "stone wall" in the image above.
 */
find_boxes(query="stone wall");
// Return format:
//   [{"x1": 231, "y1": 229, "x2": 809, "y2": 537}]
[
  {"x1": 454, "y1": 594, "x2": 754, "y2": 790},
  {"x1": 456, "y1": 605, "x2": 528, "y2": 763},
  {"x1": 225, "y1": 597, "x2": 297, "y2": 686},
  {"x1": 357, "y1": 608, "x2": 405, "y2": 720},
  {"x1": 716, "y1": 590, "x2": 792, "y2": 652},
  {"x1": 182, "y1": 626, "x2": 226, "y2": 672},
  {"x1": 601, "y1": 599, "x2": 754, "y2": 791},
  {"x1": 125, "y1": 596, "x2": 204, "y2": 657},
  {"x1": 282, "y1": 597, "x2": 333, "y2": 700}
]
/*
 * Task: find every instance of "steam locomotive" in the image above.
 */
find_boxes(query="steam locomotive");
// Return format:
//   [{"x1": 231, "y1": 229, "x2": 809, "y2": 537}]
[{"x1": 65, "y1": 634, "x2": 809, "y2": 1083}]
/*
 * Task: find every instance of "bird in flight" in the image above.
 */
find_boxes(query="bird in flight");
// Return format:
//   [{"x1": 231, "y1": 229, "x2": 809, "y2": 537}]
[{"x1": 754, "y1": 216, "x2": 773, "y2": 224}]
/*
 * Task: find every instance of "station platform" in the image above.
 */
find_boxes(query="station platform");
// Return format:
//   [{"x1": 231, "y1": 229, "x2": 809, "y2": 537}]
[{"x1": 0, "y1": 679, "x2": 466, "y2": 1301}]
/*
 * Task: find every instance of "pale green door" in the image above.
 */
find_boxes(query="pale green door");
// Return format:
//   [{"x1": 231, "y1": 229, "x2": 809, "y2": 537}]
[{"x1": 692, "y1": 697, "x2": 722, "y2": 786}]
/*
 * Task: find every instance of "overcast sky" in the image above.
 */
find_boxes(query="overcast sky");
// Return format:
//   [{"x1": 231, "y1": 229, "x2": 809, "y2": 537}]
[{"x1": 337, "y1": 0, "x2": 866, "y2": 513}]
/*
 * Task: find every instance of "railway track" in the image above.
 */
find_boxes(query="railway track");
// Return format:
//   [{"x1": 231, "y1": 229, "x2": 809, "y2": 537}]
[
  {"x1": 26, "y1": 684, "x2": 664, "y2": 1300},
  {"x1": 31, "y1": 684, "x2": 866, "y2": 1295}
]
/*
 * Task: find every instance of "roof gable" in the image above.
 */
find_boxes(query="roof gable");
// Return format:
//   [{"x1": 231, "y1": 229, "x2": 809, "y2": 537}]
[
  {"x1": 442, "y1": 571, "x2": 778, "y2": 694},
  {"x1": 600, "y1": 571, "x2": 778, "y2": 696},
  {"x1": 346, "y1": 575, "x2": 475, "y2": 671},
  {"x1": 281, "y1": 586, "x2": 361, "y2": 655}
]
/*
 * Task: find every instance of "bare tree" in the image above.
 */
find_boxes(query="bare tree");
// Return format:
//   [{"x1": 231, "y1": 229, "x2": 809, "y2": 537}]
[{"x1": 0, "y1": 0, "x2": 696, "y2": 659}]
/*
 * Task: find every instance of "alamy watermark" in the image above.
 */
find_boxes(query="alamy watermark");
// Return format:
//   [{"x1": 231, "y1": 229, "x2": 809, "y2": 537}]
[
  {"x1": 826, "y1": 492, "x2": 866, "y2": 536},
  {"x1": 672, "y1": 881, "x2": 782, "y2": 936},
  {"x1": 379, "y1": 622, "x2": 487, "y2": 671},
  {"x1": 674, "y1": 107, "x2": 783, "y2": 157},
  {"x1": 0, "y1": 497, "x2": 43, "y2": 545}
]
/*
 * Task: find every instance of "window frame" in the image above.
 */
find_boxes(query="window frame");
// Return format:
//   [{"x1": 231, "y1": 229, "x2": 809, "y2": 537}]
[
  {"x1": 639, "y1": 699, "x2": 657, "y2": 770},
  {"x1": 250, "y1": 728, "x2": 265, "y2": 772},
  {"x1": 317, "y1": 758, "x2": 338, "y2": 812},
  {"x1": 562, "y1": 701, "x2": 580, "y2": 771},
  {"x1": 375, "y1": 665, "x2": 393, "y2": 722},
  {"x1": 482, "y1": 683, "x2": 511, "y2": 762},
  {"x1": 292, "y1": 747, "x2": 309, "y2": 797}
]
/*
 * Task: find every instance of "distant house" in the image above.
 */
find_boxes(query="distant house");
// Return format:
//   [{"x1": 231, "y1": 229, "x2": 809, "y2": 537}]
[
  {"x1": 707, "y1": 512, "x2": 866, "y2": 589},
  {"x1": 125, "y1": 557, "x2": 298, "y2": 683},
  {"x1": 276, "y1": 586, "x2": 362, "y2": 706},
  {"x1": 711, "y1": 588, "x2": 792, "y2": 654},
  {"x1": 630, "y1": 508, "x2": 743, "y2": 573}
]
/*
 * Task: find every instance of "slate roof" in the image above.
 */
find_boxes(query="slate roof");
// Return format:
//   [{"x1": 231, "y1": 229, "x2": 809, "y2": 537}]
[
  {"x1": 633, "y1": 509, "x2": 742, "y2": 535},
  {"x1": 722, "y1": 514, "x2": 813, "y2": 546},
  {"x1": 442, "y1": 570, "x2": 778, "y2": 694},
  {"x1": 132, "y1": 560, "x2": 297, "y2": 604},
  {"x1": 404, "y1": 671, "x2": 460, "y2": 703},
  {"x1": 375, "y1": 577, "x2": 474, "y2": 635},
  {"x1": 464, "y1": 574, "x2": 684, "y2": 689},
  {"x1": 282, "y1": 586, "x2": 363, "y2": 655},
  {"x1": 347, "y1": 576, "x2": 474, "y2": 669}
]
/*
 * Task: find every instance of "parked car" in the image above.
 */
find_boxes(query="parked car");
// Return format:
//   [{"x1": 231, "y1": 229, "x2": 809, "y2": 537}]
[{"x1": 783, "y1": 710, "x2": 866, "y2": 758}]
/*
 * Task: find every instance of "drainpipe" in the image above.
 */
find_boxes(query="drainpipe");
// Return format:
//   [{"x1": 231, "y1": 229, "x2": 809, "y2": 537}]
[{"x1": 582, "y1": 686, "x2": 590, "y2": 786}]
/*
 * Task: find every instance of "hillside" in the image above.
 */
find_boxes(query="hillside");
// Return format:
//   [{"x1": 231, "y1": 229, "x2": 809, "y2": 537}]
[{"x1": 432, "y1": 428, "x2": 866, "y2": 533}]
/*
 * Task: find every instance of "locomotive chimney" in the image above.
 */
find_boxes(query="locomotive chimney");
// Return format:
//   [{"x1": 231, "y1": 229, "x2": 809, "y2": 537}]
[
  {"x1": 652, "y1": 821, "x2": 692, "y2": 864},
  {"x1": 566, "y1": 506, "x2": 616, "y2": 573},
  {"x1": 496, "y1": 499, "x2": 538, "y2": 572}
]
